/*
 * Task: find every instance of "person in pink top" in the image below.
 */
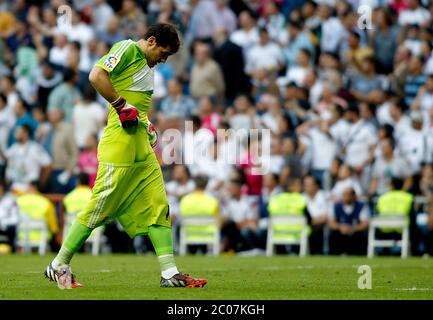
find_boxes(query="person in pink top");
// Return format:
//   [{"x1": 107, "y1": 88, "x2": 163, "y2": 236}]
[
  {"x1": 198, "y1": 96, "x2": 222, "y2": 137},
  {"x1": 78, "y1": 134, "x2": 98, "y2": 188}
]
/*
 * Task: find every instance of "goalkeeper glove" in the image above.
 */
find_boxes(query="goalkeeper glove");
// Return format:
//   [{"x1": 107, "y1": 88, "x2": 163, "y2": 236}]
[
  {"x1": 111, "y1": 96, "x2": 139, "y2": 128},
  {"x1": 146, "y1": 120, "x2": 158, "y2": 148}
]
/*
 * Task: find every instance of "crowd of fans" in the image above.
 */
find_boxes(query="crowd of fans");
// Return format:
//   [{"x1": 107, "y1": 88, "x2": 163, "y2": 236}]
[{"x1": 1, "y1": 0, "x2": 433, "y2": 256}]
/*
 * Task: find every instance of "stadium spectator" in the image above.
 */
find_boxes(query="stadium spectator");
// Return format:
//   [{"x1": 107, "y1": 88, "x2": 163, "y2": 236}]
[
  {"x1": 8, "y1": 95, "x2": 38, "y2": 146},
  {"x1": 91, "y1": 0, "x2": 115, "y2": 36},
  {"x1": 72, "y1": 84, "x2": 106, "y2": 149},
  {"x1": 213, "y1": 27, "x2": 250, "y2": 104},
  {"x1": 303, "y1": 175, "x2": 329, "y2": 255},
  {"x1": 397, "y1": 111, "x2": 427, "y2": 176},
  {"x1": 2, "y1": 125, "x2": 51, "y2": 193},
  {"x1": 78, "y1": 134, "x2": 98, "y2": 188},
  {"x1": 16, "y1": 181, "x2": 60, "y2": 252},
  {"x1": 297, "y1": 118, "x2": 337, "y2": 187},
  {"x1": 47, "y1": 68, "x2": 82, "y2": 124},
  {"x1": 189, "y1": 41, "x2": 225, "y2": 100},
  {"x1": 371, "y1": 7, "x2": 400, "y2": 74},
  {"x1": 257, "y1": 172, "x2": 282, "y2": 249},
  {"x1": 221, "y1": 178, "x2": 259, "y2": 253},
  {"x1": 40, "y1": 108, "x2": 78, "y2": 194},
  {"x1": 328, "y1": 187, "x2": 369, "y2": 255},
  {"x1": 268, "y1": 178, "x2": 312, "y2": 254},
  {"x1": 0, "y1": 180, "x2": 19, "y2": 253},
  {"x1": 34, "y1": 60, "x2": 62, "y2": 113},
  {"x1": 97, "y1": 15, "x2": 124, "y2": 46},
  {"x1": 397, "y1": 0, "x2": 431, "y2": 26},
  {"x1": 245, "y1": 27, "x2": 284, "y2": 77},
  {"x1": 166, "y1": 164, "x2": 196, "y2": 225},
  {"x1": 230, "y1": 10, "x2": 259, "y2": 56},
  {"x1": 330, "y1": 164, "x2": 364, "y2": 202},
  {"x1": 403, "y1": 55, "x2": 427, "y2": 107},
  {"x1": 375, "y1": 177, "x2": 419, "y2": 255},
  {"x1": 63, "y1": 172, "x2": 92, "y2": 216},
  {"x1": 369, "y1": 137, "x2": 412, "y2": 197},
  {"x1": 158, "y1": 77, "x2": 196, "y2": 130},
  {"x1": 179, "y1": 175, "x2": 219, "y2": 254}
]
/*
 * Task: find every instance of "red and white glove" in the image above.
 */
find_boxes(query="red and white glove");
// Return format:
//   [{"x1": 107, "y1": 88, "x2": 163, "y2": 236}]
[
  {"x1": 146, "y1": 120, "x2": 158, "y2": 148},
  {"x1": 111, "y1": 96, "x2": 139, "y2": 129}
]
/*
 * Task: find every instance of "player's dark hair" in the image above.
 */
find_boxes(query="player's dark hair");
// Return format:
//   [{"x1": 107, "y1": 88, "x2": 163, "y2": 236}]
[
  {"x1": 144, "y1": 23, "x2": 180, "y2": 55},
  {"x1": 78, "y1": 172, "x2": 90, "y2": 186}
]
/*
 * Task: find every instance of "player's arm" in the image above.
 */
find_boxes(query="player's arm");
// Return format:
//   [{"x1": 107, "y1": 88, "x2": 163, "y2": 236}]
[
  {"x1": 88, "y1": 66, "x2": 119, "y2": 104},
  {"x1": 89, "y1": 66, "x2": 139, "y2": 129}
]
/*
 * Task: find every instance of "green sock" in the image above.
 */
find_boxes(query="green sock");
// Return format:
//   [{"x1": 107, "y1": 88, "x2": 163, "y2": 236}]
[
  {"x1": 148, "y1": 225, "x2": 178, "y2": 279},
  {"x1": 53, "y1": 221, "x2": 93, "y2": 267}
]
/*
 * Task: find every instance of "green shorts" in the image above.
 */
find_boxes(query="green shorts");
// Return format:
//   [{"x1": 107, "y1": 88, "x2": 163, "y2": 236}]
[{"x1": 76, "y1": 157, "x2": 171, "y2": 238}]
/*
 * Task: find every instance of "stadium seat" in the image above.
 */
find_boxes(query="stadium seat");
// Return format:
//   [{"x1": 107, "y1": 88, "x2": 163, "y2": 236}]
[
  {"x1": 266, "y1": 215, "x2": 309, "y2": 257},
  {"x1": 367, "y1": 215, "x2": 409, "y2": 258},
  {"x1": 17, "y1": 213, "x2": 49, "y2": 255},
  {"x1": 179, "y1": 216, "x2": 220, "y2": 256},
  {"x1": 63, "y1": 213, "x2": 105, "y2": 256}
]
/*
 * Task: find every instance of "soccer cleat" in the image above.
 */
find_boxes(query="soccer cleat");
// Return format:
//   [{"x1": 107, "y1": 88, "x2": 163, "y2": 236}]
[
  {"x1": 160, "y1": 272, "x2": 207, "y2": 288},
  {"x1": 44, "y1": 263, "x2": 84, "y2": 289}
]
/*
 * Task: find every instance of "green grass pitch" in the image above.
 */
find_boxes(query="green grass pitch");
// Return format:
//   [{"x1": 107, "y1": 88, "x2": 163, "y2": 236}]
[{"x1": 0, "y1": 254, "x2": 432, "y2": 300}]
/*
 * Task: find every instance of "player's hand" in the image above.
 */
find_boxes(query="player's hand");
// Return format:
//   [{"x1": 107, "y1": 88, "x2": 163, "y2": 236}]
[
  {"x1": 118, "y1": 106, "x2": 139, "y2": 128},
  {"x1": 146, "y1": 120, "x2": 158, "y2": 148},
  {"x1": 111, "y1": 96, "x2": 139, "y2": 128}
]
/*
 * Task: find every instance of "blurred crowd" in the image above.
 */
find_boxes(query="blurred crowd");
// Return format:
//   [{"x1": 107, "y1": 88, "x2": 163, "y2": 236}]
[{"x1": 1, "y1": 0, "x2": 433, "y2": 256}]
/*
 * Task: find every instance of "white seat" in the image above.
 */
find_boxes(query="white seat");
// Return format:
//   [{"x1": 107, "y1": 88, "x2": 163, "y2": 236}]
[
  {"x1": 266, "y1": 215, "x2": 309, "y2": 257},
  {"x1": 17, "y1": 215, "x2": 49, "y2": 255},
  {"x1": 367, "y1": 215, "x2": 409, "y2": 258},
  {"x1": 63, "y1": 213, "x2": 105, "y2": 256},
  {"x1": 179, "y1": 216, "x2": 220, "y2": 256}
]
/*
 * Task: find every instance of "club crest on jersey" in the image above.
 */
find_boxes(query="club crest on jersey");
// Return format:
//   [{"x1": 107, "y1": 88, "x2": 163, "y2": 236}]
[{"x1": 103, "y1": 55, "x2": 119, "y2": 70}]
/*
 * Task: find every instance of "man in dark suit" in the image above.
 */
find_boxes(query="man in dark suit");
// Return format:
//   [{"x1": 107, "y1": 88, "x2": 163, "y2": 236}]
[{"x1": 213, "y1": 27, "x2": 250, "y2": 106}]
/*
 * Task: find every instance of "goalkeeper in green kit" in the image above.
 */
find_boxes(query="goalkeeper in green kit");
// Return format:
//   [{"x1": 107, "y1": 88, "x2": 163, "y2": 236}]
[{"x1": 44, "y1": 23, "x2": 207, "y2": 289}]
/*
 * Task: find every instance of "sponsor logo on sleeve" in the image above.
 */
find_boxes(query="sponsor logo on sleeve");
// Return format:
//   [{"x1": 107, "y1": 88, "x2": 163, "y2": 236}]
[{"x1": 103, "y1": 54, "x2": 119, "y2": 71}]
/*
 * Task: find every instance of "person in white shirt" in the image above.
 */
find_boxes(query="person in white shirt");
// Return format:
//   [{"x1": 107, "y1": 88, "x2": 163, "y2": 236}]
[
  {"x1": 411, "y1": 74, "x2": 433, "y2": 130},
  {"x1": 230, "y1": 10, "x2": 259, "y2": 57},
  {"x1": 165, "y1": 164, "x2": 195, "y2": 250},
  {"x1": 298, "y1": 118, "x2": 337, "y2": 187},
  {"x1": 303, "y1": 175, "x2": 329, "y2": 254},
  {"x1": 221, "y1": 178, "x2": 259, "y2": 252},
  {"x1": 330, "y1": 163, "x2": 364, "y2": 203},
  {"x1": 244, "y1": 27, "x2": 284, "y2": 77},
  {"x1": 0, "y1": 180, "x2": 19, "y2": 253},
  {"x1": 49, "y1": 32, "x2": 70, "y2": 67},
  {"x1": 389, "y1": 98, "x2": 412, "y2": 142},
  {"x1": 341, "y1": 105, "x2": 377, "y2": 190},
  {"x1": 369, "y1": 137, "x2": 413, "y2": 197},
  {"x1": 318, "y1": 3, "x2": 346, "y2": 53},
  {"x1": 3, "y1": 125, "x2": 52, "y2": 193},
  {"x1": 92, "y1": 0, "x2": 115, "y2": 35},
  {"x1": 397, "y1": 111, "x2": 428, "y2": 175},
  {"x1": 398, "y1": 0, "x2": 431, "y2": 26},
  {"x1": 72, "y1": 85, "x2": 106, "y2": 149},
  {"x1": 259, "y1": 94, "x2": 281, "y2": 135}
]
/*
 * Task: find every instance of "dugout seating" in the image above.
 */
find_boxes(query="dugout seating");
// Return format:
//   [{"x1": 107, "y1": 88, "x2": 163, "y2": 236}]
[
  {"x1": 266, "y1": 215, "x2": 309, "y2": 257},
  {"x1": 179, "y1": 216, "x2": 220, "y2": 256}
]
